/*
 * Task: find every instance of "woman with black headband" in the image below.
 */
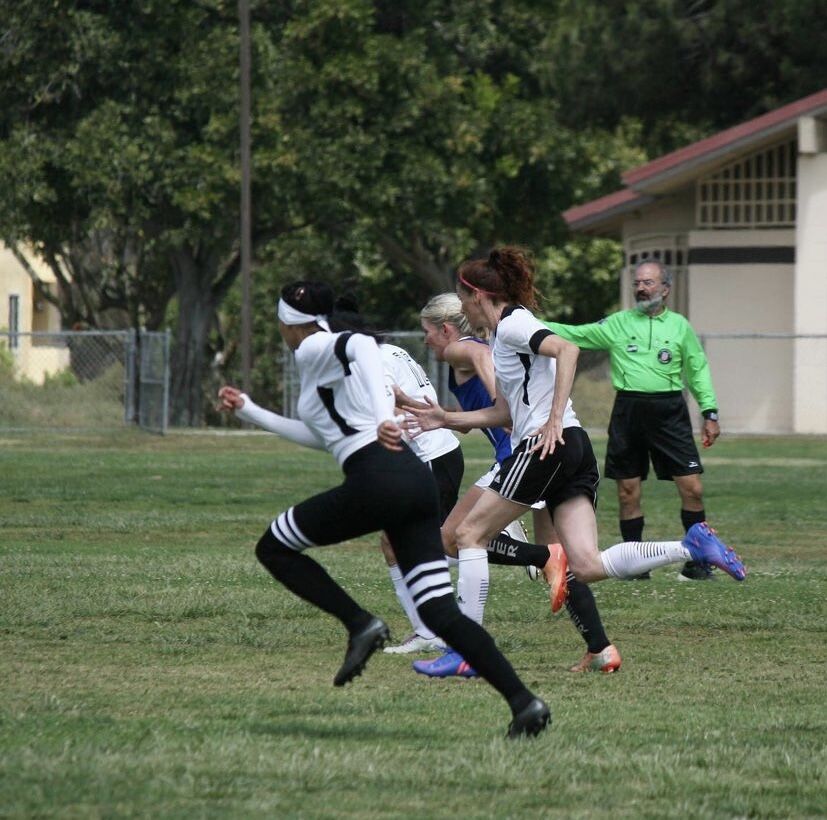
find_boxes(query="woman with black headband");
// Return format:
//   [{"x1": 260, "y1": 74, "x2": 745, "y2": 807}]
[{"x1": 217, "y1": 280, "x2": 550, "y2": 739}]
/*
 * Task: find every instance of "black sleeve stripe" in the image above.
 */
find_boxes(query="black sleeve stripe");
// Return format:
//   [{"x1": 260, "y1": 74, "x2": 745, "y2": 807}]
[
  {"x1": 333, "y1": 332, "x2": 353, "y2": 375},
  {"x1": 529, "y1": 328, "x2": 553, "y2": 354}
]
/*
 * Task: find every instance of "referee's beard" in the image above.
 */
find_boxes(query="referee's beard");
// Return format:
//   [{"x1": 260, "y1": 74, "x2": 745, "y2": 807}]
[{"x1": 634, "y1": 294, "x2": 664, "y2": 315}]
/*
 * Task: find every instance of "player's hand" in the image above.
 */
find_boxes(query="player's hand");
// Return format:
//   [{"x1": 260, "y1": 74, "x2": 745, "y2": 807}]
[
  {"x1": 528, "y1": 417, "x2": 565, "y2": 460},
  {"x1": 406, "y1": 395, "x2": 447, "y2": 435},
  {"x1": 217, "y1": 385, "x2": 245, "y2": 412},
  {"x1": 392, "y1": 384, "x2": 430, "y2": 411},
  {"x1": 702, "y1": 419, "x2": 720, "y2": 448},
  {"x1": 377, "y1": 419, "x2": 404, "y2": 452}
]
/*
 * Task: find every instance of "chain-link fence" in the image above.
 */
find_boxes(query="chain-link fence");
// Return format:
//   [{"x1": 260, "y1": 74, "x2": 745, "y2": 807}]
[
  {"x1": 280, "y1": 331, "x2": 827, "y2": 435},
  {"x1": 281, "y1": 331, "x2": 616, "y2": 430},
  {"x1": 0, "y1": 329, "x2": 170, "y2": 433}
]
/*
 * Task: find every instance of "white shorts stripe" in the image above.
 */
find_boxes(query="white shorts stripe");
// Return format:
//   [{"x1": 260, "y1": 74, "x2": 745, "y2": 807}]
[{"x1": 499, "y1": 436, "x2": 538, "y2": 498}]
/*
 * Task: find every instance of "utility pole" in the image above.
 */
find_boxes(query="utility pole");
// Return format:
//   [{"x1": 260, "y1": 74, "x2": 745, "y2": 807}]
[{"x1": 239, "y1": 0, "x2": 252, "y2": 392}]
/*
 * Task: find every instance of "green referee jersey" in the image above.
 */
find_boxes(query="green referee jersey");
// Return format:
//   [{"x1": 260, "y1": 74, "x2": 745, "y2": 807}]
[{"x1": 544, "y1": 308, "x2": 718, "y2": 412}]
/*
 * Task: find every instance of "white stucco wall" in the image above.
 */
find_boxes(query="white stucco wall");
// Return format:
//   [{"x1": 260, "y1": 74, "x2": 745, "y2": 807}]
[
  {"x1": 0, "y1": 245, "x2": 69, "y2": 383},
  {"x1": 687, "y1": 229, "x2": 795, "y2": 432},
  {"x1": 794, "y1": 150, "x2": 827, "y2": 433}
]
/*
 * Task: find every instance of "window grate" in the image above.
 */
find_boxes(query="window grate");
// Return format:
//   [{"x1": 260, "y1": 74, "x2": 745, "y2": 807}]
[{"x1": 696, "y1": 139, "x2": 796, "y2": 228}]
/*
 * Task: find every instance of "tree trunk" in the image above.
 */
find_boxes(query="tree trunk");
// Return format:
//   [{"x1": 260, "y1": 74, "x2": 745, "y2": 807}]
[{"x1": 169, "y1": 250, "x2": 218, "y2": 427}]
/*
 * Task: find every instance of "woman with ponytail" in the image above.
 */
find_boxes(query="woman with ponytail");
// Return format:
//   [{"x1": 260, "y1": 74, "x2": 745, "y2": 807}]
[
  {"x1": 408, "y1": 248, "x2": 746, "y2": 673},
  {"x1": 409, "y1": 289, "x2": 622, "y2": 677}
]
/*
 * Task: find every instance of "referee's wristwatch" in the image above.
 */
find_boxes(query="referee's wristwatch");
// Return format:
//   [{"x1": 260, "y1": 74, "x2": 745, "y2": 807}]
[{"x1": 702, "y1": 409, "x2": 719, "y2": 422}]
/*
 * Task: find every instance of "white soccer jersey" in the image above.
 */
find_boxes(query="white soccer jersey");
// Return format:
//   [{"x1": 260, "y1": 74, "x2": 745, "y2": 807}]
[
  {"x1": 380, "y1": 343, "x2": 459, "y2": 462},
  {"x1": 294, "y1": 331, "x2": 395, "y2": 465},
  {"x1": 492, "y1": 305, "x2": 580, "y2": 447}
]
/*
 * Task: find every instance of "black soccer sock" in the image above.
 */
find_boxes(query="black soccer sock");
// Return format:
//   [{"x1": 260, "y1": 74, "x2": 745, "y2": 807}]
[
  {"x1": 485, "y1": 533, "x2": 550, "y2": 567},
  {"x1": 418, "y1": 595, "x2": 532, "y2": 710},
  {"x1": 564, "y1": 571, "x2": 610, "y2": 654},
  {"x1": 681, "y1": 508, "x2": 706, "y2": 533},
  {"x1": 619, "y1": 516, "x2": 644, "y2": 542},
  {"x1": 255, "y1": 527, "x2": 369, "y2": 632}
]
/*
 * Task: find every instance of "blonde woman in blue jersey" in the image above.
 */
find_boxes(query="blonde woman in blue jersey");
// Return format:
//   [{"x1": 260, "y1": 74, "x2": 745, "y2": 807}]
[
  {"x1": 218, "y1": 280, "x2": 550, "y2": 738},
  {"x1": 408, "y1": 249, "x2": 746, "y2": 671}
]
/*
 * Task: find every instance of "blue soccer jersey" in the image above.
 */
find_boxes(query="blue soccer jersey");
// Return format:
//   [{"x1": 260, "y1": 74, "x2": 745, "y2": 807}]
[{"x1": 448, "y1": 337, "x2": 512, "y2": 464}]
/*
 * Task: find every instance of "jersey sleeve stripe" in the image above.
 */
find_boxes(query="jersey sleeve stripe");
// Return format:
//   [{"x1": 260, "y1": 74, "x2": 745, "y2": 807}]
[
  {"x1": 529, "y1": 328, "x2": 553, "y2": 354},
  {"x1": 333, "y1": 332, "x2": 353, "y2": 374}
]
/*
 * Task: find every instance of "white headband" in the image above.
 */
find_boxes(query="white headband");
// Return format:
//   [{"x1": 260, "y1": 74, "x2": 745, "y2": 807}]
[{"x1": 277, "y1": 298, "x2": 330, "y2": 331}]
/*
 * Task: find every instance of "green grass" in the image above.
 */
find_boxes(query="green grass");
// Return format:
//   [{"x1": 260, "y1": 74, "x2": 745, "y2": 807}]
[{"x1": 1, "y1": 430, "x2": 825, "y2": 818}]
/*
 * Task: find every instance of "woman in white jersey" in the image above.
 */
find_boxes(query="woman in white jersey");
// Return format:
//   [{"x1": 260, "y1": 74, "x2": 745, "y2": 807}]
[
  {"x1": 377, "y1": 339, "x2": 463, "y2": 655},
  {"x1": 325, "y1": 297, "x2": 462, "y2": 656},
  {"x1": 217, "y1": 280, "x2": 550, "y2": 739},
  {"x1": 410, "y1": 293, "x2": 622, "y2": 677},
  {"x1": 408, "y1": 249, "x2": 746, "y2": 624}
]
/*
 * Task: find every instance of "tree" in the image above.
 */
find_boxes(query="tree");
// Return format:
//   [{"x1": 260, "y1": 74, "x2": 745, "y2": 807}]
[
  {"x1": 0, "y1": 1, "x2": 304, "y2": 424},
  {"x1": 542, "y1": 0, "x2": 827, "y2": 155}
]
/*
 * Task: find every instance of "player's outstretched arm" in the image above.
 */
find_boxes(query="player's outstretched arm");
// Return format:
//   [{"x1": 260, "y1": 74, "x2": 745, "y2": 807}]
[
  {"x1": 217, "y1": 385, "x2": 324, "y2": 450},
  {"x1": 407, "y1": 394, "x2": 510, "y2": 437}
]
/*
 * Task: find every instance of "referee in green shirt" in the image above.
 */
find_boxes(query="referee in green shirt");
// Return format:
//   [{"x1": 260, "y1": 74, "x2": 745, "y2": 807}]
[{"x1": 545, "y1": 260, "x2": 721, "y2": 581}]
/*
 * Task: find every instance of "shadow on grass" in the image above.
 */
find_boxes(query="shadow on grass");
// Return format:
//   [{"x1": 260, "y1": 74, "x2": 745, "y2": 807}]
[{"x1": 246, "y1": 718, "x2": 432, "y2": 742}]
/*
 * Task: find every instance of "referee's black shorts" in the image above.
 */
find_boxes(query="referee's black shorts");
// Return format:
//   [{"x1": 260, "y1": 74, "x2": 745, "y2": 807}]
[{"x1": 604, "y1": 391, "x2": 703, "y2": 481}]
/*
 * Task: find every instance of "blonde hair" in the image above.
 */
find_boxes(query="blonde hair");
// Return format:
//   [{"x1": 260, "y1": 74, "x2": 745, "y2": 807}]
[{"x1": 420, "y1": 293, "x2": 473, "y2": 336}]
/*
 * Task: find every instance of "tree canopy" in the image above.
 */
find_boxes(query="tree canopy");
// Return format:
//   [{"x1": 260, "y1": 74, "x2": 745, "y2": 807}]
[{"x1": 2, "y1": 0, "x2": 824, "y2": 422}]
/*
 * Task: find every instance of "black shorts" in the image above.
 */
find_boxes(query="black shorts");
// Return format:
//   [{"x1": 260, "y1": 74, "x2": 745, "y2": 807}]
[
  {"x1": 490, "y1": 426, "x2": 599, "y2": 511},
  {"x1": 429, "y1": 446, "x2": 464, "y2": 524},
  {"x1": 285, "y1": 441, "x2": 446, "y2": 577},
  {"x1": 604, "y1": 391, "x2": 703, "y2": 481}
]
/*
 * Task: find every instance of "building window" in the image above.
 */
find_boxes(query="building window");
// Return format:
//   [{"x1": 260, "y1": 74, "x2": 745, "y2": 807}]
[
  {"x1": 8, "y1": 294, "x2": 20, "y2": 350},
  {"x1": 696, "y1": 139, "x2": 796, "y2": 228}
]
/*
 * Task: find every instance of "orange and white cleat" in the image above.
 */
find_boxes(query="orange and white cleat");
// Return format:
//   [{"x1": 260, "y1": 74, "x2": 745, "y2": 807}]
[
  {"x1": 569, "y1": 644, "x2": 622, "y2": 674},
  {"x1": 541, "y1": 543, "x2": 568, "y2": 614}
]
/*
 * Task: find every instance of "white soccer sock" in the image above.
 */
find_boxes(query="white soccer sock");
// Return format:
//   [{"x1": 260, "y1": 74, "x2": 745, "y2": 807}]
[
  {"x1": 445, "y1": 555, "x2": 459, "y2": 568},
  {"x1": 600, "y1": 540, "x2": 691, "y2": 579},
  {"x1": 457, "y1": 548, "x2": 490, "y2": 625},
  {"x1": 388, "y1": 564, "x2": 435, "y2": 639}
]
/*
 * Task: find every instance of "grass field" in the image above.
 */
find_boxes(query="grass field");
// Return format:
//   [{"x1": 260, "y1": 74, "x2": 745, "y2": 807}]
[{"x1": 1, "y1": 430, "x2": 825, "y2": 818}]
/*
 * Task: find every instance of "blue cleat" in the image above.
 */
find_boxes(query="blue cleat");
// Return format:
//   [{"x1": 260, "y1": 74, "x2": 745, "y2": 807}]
[
  {"x1": 412, "y1": 650, "x2": 479, "y2": 678},
  {"x1": 683, "y1": 522, "x2": 746, "y2": 581}
]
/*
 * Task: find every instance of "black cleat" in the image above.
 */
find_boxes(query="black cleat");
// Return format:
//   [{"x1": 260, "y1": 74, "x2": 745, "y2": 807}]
[
  {"x1": 507, "y1": 697, "x2": 551, "y2": 739},
  {"x1": 678, "y1": 560, "x2": 716, "y2": 581},
  {"x1": 333, "y1": 617, "x2": 390, "y2": 687}
]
